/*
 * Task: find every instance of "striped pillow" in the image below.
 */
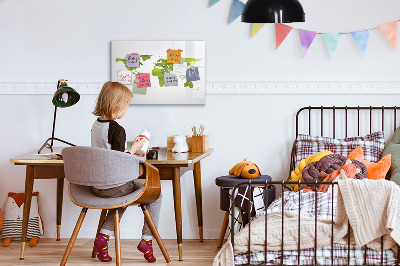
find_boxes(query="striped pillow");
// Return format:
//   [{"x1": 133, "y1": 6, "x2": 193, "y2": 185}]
[{"x1": 294, "y1": 131, "x2": 385, "y2": 166}]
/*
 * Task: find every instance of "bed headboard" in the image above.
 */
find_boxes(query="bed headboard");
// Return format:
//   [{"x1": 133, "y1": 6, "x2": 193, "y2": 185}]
[{"x1": 290, "y1": 106, "x2": 400, "y2": 179}]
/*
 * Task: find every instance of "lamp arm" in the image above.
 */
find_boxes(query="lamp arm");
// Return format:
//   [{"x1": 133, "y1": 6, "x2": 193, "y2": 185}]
[
  {"x1": 50, "y1": 105, "x2": 57, "y2": 148},
  {"x1": 50, "y1": 79, "x2": 61, "y2": 148}
]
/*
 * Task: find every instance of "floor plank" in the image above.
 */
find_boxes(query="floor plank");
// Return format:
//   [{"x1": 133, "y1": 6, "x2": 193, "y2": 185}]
[{"x1": 0, "y1": 239, "x2": 221, "y2": 265}]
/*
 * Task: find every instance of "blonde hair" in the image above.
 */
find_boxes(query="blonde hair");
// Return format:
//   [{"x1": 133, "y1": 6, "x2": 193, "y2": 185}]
[{"x1": 93, "y1": 82, "x2": 133, "y2": 120}]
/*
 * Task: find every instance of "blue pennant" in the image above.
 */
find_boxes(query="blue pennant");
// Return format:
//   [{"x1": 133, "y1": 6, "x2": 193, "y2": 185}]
[
  {"x1": 351, "y1": 29, "x2": 371, "y2": 55},
  {"x1": 229, "y1": 0, "x2": 245, "y2": 24}
]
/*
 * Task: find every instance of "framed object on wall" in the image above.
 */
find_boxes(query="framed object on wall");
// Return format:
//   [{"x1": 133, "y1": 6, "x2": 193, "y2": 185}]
[{"x1": 111, "y1": 41, "x2": 205, "y2": 104}]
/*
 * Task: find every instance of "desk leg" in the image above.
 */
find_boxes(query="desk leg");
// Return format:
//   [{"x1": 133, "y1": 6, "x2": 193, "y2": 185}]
[
  {"x1": 193, "y1": 161, "x2": 203, "y2": 242},
  {"x1": 56, "y1": 178, "x2": 64, "y2": 241},
  {"x1": 172, "y1": 167, "x2": 183, "y2": 261},
  {"x1": 20, "y1": 165, "x2": 34, "y2": 259}
]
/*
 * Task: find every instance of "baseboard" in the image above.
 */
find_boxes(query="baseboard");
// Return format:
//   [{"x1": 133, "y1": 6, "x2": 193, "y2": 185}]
[{"x1": 1, "y1": 81, "x2": 399, "y2": 95}]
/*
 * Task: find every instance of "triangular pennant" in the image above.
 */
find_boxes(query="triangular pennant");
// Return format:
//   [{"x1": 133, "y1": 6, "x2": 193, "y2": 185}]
[
  {"x1": 323, "y1": 33, "x2": 341, "y2": 58},
  {"x1": 298, "y1": 29, "x2": 317, "y2": 58},
  {"x1": 378, "y1": 21, "x2": 398, "y2": 50},
  {"x1": 209, "y1": 0, "x2": 220, "y2": 7},
  {"x1": 229, "y1": 0, "x2": 245, "y2": 24},
  {"x1": 351, "y1": 29, "x2": 370, "y2": 55},
  {"x1": 251, "y1": 23, "x2": 266, "y2": 38},
  {"x1": 275, "y1": 23, "x2": 293, "y2": 49}
]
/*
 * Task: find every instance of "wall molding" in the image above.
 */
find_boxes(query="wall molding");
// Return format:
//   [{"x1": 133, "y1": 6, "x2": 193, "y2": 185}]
[{"x1": 1, "y1": 81, "x2": 400, "y2": 95}]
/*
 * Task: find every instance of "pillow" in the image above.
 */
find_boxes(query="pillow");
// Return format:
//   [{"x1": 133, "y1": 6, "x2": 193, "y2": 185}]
[
  {"x1": 295, "y1": 131, "x2": 385, "y2": 166},
  {"x1": 348, "y1": 146, "x2": 391, "y2": 180},
  {"x1": 382, "y1": 126, "x2": 400, "y2": 184},
  {"x1": 302, "y1": 154, "x2": 368, "y2": 190},
  {"x1": 289, "y1": 150, "x2": 333, "y2": 191}
]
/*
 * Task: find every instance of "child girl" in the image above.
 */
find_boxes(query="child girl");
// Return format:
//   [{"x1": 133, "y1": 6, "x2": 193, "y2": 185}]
[{"x1": 91, "y1": 81, "x2": 162, "y2": 263}]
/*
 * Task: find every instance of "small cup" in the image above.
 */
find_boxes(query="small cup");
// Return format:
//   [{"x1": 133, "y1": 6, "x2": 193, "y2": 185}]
[{"x1": 146, "y1": 150, "x2": 158, "y2": 160}]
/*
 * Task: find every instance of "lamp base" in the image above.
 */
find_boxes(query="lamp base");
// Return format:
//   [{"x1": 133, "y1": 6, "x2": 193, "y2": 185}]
[{"x1": 38, "y1": 137, "x2": 76, "y2": 154}]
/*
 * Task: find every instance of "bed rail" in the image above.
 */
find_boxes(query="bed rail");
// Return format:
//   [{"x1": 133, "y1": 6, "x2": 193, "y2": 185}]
[{"x1": 230, "y1": 180, "x2": 400, "y2": 266}]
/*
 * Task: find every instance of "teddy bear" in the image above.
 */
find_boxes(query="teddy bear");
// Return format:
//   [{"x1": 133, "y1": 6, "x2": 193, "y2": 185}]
[
  {"x1": 229, "y1": 159, "x2": 261, "y2": 179},
  {"x1": 172, "y1": 135, "x2": 189, "y2": 153},
  {"x1": 1, "y1": 192, "x2": 44, "y2": 247}
]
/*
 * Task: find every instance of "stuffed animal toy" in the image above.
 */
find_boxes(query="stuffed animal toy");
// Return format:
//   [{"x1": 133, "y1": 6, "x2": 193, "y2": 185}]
[
  {"x1": 172, "y1": 135, "x2": 189, "y2": 153},
  {"x1": 229, "y1": 159, "x2": 261, "y2": 179},
  {"x1": 1, "y1": 192, "x2": 44, "y2": 247}
]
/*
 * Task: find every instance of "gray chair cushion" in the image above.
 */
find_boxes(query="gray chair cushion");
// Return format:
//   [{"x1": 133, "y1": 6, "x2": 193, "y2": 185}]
[
  {"x1": 69, "y1": 180, "x2": 145, "y2": 208},
  {"x1": 62, "y1": 146, "x2": 145, "y2": 188}
]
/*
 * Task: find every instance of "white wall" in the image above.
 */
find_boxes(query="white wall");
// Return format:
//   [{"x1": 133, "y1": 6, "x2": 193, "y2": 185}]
[{"x1": 1, "y1": 0, "x2": 400, "y2": 239}]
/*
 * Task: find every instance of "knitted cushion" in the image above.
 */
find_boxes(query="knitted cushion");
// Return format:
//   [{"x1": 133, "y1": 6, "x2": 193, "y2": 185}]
[
  {"x1": 295, "y1": 131, "x2": 385, "y2": 167},
  {"x1": 302, "y1": 154, "x2": 368, "y2": 189}
]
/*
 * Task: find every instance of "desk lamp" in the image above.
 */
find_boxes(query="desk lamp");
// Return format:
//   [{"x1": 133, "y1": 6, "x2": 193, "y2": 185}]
[
  {"x1": 241, "y1": 0, "x2": 305, "y2": 23},
  {"x1": 38, "y1": 79, "x2": 80, "y2": 154}
]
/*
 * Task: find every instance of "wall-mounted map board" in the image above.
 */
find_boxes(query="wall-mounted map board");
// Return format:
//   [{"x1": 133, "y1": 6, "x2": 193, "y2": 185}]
[{"x1": 111, "y1": 41, "x2": 205, "y2": 104}]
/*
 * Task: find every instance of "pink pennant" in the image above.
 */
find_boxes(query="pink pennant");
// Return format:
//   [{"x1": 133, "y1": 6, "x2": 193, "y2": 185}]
[
  {"x1": 378, "y1": 21, "x2": 398, "y2": 50},
  {"x1": 298, "y1": 29, "x2": 317, "y2": 58},
  {"x1": 275, "y1": 24, "x2": 293, "y2": 49}
]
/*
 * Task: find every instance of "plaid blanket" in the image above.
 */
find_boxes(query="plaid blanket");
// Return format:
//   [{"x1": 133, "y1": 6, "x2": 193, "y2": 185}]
[
  {"x1": 234, "y1": 244, "x2": 397, "y2": 265},
  {"x1": 234, "y1": 191, "x2": 397, "y2": 265}
]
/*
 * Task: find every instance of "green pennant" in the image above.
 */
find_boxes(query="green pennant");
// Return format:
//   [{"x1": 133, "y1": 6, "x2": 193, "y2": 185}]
[{"x1": 209, "y1": 0, "x2": 221, "y2": 7}]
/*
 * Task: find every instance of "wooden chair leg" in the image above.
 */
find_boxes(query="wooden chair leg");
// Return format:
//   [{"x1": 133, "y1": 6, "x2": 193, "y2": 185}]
[
  {"x1": 114, "y1": 210, "x2": 121, "y2": 266},
  {"x1": 60, "y1": 208, "x2": 88, "y2": 266},
  {"x1": 141, "y1": 205, "x2": 171, "y2": 263},
  {"x1": 91, "y1": 209, "x2": 108, "y2": 258},
  {"x1": 217, "y1": 211, "x2": 230, "y2": 248}
]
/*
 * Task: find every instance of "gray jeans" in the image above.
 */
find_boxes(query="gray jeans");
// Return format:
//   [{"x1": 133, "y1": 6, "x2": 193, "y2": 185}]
[{"x1": 92, "y1": 180, "x2": 162, "y2": 240}]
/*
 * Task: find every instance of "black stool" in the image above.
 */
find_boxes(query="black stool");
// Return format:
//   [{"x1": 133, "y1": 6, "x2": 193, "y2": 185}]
[{"x1": 215, "y1": 175, "x2": 275, "y2": 248}]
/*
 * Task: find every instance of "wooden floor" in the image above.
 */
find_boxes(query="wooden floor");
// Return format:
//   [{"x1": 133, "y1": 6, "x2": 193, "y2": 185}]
[{"x1": 0, "y1": 239, "x2": 221, "y2": 265}]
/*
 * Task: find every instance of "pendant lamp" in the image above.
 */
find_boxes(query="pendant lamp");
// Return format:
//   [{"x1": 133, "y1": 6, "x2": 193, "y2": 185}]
[
  {"x1": 38, "y1": 79, "x2": 80, "y2": 154},
  {"x1": 241, "y1": 0, "x2": 305, "y2": 23}
]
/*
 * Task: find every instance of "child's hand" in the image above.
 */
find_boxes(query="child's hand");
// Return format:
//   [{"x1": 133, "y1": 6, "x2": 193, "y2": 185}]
[{"x1": 129, "y1": 137, "x2": 147, "y2": 155}]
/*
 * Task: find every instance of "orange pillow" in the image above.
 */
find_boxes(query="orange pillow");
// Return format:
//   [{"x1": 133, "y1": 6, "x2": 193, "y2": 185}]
[{"x1": 347, "y1": 146, "x2": 391, "y2": 180}]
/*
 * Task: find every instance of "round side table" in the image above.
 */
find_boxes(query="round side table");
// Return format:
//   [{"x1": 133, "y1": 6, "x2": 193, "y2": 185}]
[{"x1": 215, "y1": 175, "x2": 275, "y2": 248}]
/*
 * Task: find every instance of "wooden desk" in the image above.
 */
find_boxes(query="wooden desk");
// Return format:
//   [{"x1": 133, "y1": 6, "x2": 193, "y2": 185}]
[
  {"x1": 9, "y1": 148, "x2": 64, "y2": 259},
  {"x1": 10, "y1": 147, "x2": 213, "y2": 261}
]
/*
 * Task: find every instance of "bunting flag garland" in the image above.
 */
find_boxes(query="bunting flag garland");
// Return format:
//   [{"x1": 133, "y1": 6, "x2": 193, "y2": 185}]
[
  {"x1": 229, "y1": 0, "x2": 245, "y2": 24},
  {"x1": 207, "y1": 4, "x2": 400, "y2": 57},
  {"x1": 275, "y1": 23, "x2": 293, "y2": 49},
  {"x1": 298, "y1": 30, "x2": 317, "y2": 58},
  {"x1": 378, "y1": 21, "x2": 398, "y2": 50},
  {"x1": 209, "y1": 0, "x2": 220, "y2": 8},
  {"x1": 323, "y1": 33, "x2": 341, "y2": 58},
  {"x1": 351, "y1": 29, "x2": 370, "y2": 55},
  {"x1": 251, "y1": 23, "x2": 266, "y2": 38}
]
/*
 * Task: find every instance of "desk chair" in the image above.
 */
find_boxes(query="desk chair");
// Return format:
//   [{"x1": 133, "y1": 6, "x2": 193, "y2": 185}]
[{"x1": 60, "y1": 146, "x2": 171, "y2": 265}]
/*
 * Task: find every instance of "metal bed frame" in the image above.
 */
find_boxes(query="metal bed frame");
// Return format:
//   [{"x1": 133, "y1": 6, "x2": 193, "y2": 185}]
[{"x1": 230, "y1": 106, "x2": 400, "y2": 266}]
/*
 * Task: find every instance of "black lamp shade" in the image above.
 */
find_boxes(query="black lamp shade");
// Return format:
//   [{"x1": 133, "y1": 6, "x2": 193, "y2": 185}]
[
  {"x1": 52, "y1": 84, "x2": 80, "y2": 108},
  {"x1": 241, "y1": 0, "x2": 305, "y2": 23}
]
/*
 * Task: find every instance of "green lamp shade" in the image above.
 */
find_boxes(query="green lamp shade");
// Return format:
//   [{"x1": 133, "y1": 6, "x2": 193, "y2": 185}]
[{"x1": 52, "y1": 84, "x2": 80, "y2": 108}]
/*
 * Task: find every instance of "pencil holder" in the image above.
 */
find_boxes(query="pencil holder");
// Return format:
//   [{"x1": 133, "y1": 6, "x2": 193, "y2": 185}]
[{"x1": 191, "y1": 135, "x2": 209, "y2": 153}]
